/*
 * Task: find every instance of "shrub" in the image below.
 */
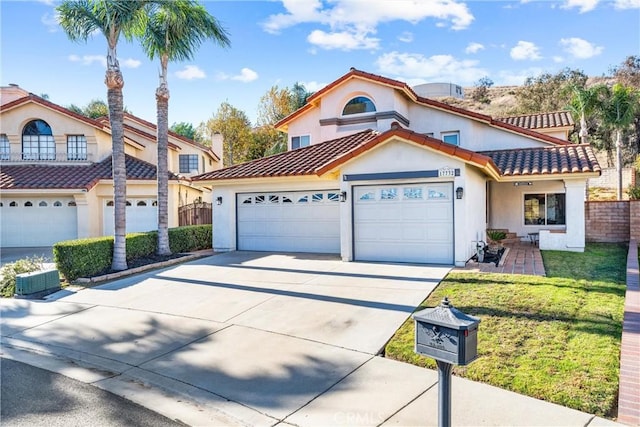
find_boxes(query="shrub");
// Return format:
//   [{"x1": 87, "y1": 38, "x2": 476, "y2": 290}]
[
  {"x1": 486, "y1": 229, "x2": 507, "y2": 242},
  {"x1": 1, "y1": 257, "x2": 46, "y2": 298},
  {"x1": 627, "y1": 184, "x2": 640, "y2": 200},
  {"x1": 54, "y1": 225, "x2": 212, "y2": 281},
  {"x1": 54, "y1": 237, "x2": 113, "y2": 281}
]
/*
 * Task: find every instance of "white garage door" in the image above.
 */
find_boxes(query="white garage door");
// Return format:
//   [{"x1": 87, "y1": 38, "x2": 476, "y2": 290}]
[
  {"x1": 103, "y1": 199, "x2": 158, "y2": 236},
  {"x1": 354, "y1": 183, "x2": 454, "y2": 264},
  {"x1": 0, "y1": 197, "x2": 78, "y2": 247},
  {"x1": 237, "y1": 191, "x2": 340, "y2": 253}
]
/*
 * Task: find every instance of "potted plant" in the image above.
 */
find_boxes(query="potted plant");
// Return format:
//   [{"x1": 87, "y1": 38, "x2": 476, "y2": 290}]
[{"x1": 486, "y1": 229, "x2": 507, "y2": 249}]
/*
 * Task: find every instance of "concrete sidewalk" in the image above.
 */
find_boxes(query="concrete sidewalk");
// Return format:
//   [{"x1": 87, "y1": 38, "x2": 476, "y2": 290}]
[{"x1": 0, "y1": 252, "x2": 625, "y2": 426}]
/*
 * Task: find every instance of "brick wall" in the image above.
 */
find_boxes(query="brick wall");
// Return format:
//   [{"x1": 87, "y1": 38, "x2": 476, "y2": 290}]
[
  {"x1": 585, "y1": 201, "x2": 630, "y2": 242},
  {"x1": 588, "y1": 167, "x2": 636, "y2": 189}
]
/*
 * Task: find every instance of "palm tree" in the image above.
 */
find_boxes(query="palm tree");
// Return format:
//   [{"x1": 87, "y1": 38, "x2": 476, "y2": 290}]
[
  {"x1": 140, "y1": 0, "x2": 230, "y2": 255},
  {"x1": 567, "y1": 83, "x2": 604, "y2": 145},
  {"x1": 58, "y1": 0, "x2": 148, "y2": 271},
  {"x1": 600, "y1": 83, "x2": 640, "y2": 200}
]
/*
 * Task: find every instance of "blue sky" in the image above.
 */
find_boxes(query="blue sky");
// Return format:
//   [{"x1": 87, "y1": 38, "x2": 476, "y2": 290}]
[{"x1": 1, "y1": 0, "x2": 639, "y2": 128}]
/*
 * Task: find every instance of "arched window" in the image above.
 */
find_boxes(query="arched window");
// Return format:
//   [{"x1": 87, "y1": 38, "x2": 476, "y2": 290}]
[
  {"x1": 25, "y1": 201, "x2": 33, "y2": 207},
  {"x1": 342, "y1": 96, "x2": 376, "y2": 115},
  {"x1": 39, "y1": 201, "x2": 48, "y2": 207},
  {"x1": 22, "y1": 119, "x2": 55, "y2": 160},
  {"x1": 137, "y1": 201, "x2": 147, "y2": 206},
  {"x1": 54, "y1": 201, "x2": 62, "y2": 207}
]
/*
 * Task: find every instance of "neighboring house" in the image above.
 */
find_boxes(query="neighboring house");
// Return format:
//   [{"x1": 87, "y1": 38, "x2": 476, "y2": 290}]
[
  {"x1": 496, "y1": 111, "x2": 575, "y2": 141},
  {"x1": 192, "y1": 68, "x2": 601, "y2": 266},
  {"x1": 0, "y1": 85, "x2": 221, "y2": 247}
]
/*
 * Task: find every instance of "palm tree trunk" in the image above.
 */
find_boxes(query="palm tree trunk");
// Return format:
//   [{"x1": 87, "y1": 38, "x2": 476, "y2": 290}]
[
  {"x1": 617, "y1": 130, "x2": 623, "y2": 200},
  {"x1": 106, "y1": 67, "x2": 128, "y2": 271},
  {"x1": 156, "y1": 81, "x2": 170, "y2": 255}
]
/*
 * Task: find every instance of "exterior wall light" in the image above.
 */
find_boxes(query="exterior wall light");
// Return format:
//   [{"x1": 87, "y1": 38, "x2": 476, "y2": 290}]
[
  {"x1": 339, "y1": 191, "x2": 347, "y2": 202},
  {"x1": 216, "y1": 196, "x2": 223, "y2": 205},
  {"x1": 455, "y1": 187, "x2": 464, "y2": 199},
  {"x1": 513, "y1": 181, "x2": 533, "y2": 186}
]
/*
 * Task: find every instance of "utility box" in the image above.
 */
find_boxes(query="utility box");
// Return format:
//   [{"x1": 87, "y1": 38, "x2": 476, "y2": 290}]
[
  {"x1": 413, "y1": 297, "x2": 480, "y2": 365},
  {"x1": 15, "y1": 269, "x2": 60, "y2": 297}
]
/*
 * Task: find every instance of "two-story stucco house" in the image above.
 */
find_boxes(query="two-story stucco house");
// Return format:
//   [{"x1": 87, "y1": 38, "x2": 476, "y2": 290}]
[
  {"x1": 0, "y1": 84, "x2": 222, "y2": 247},
  {"x1": 193, "y1": 68, "x2": 600, "y2": 266}
]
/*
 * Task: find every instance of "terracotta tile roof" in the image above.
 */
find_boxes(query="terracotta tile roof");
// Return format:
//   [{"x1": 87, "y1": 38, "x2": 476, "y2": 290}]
[
  {"x1": 480, "y1": 144, "x2": 600, "y2": 177},
  {"x1": 497, "y1": 111, "x2": 574, "y2": 129},
  {"x1": 275, "y1": 68, "x2": 570, "y2": 147},
  {"x1": 0, "y1": 93, "x2": 107, "y2": 131},
  {"x1": 193, "y1": 125, "x2": 502, "y2": 182},
  {"x1": 193, "y1": 129, "x2": 379, "y2": 181},
  {"x1": 0, "y1": 155, "x2": 177, "y2": 191}
]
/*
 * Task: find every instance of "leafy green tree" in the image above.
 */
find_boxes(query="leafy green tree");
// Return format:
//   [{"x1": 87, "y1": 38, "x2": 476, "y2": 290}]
[
  {"x1": 67, "y1": 99, "x2": 130, "y2": 119},
  {"x1": 515, "y1": 68, "x2": 588, "y2": 114},
  {"x1": 58, "y1": 0, "x2": 148, "y2": 271},
  {"x1": 291, "y1": 82, "x2": 312, "y2": 110},
  {"x1": 170, "y1": 122, "x2": 198, "y2": 140},
  {"x1": 600, "y1": 83, "x2": 640, "y2": 199},
  {"x1": 205, "y1": 102, "x2": 252, "y2": 166},
  {"x1": 139, "y1": 0, "x2": 229, "y2": 255}
]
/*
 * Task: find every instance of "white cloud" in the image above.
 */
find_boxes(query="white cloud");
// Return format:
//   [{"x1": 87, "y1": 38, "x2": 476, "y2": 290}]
[
  {"x1": 232, "y1": 68, "x2": 259, "y2": 82},
  {"x1": 121, "y1": 58, "x2": 141, "y2": 69},
  {"x1": 217, "y1": 68, "x2": 259, "y2": 83},
  {"x1": 398, "y1": 31, "x2": 414, "y2": 43},
  {"x1": 561, "y1": 0, "x2": 599, "y2": 13},
  {"x1": 263, "y1": 0, "x2": 473, "y2": 51},
  {"x1": 496, "y1": 67, "x2": 545, "y2": 85},
  {"x1": 307, "y1": 29, "x2": 380, "y2": 50},
  {"x1": 300, "y1": 80, "x2": 327, "y2": 92},
  {"x1": 68, "y1": 54, "x2": 107, "y2": 67},
  {"x1": 510, "y1": 41, "x2": 542, "y2": 61},
  {"x1": 175, "y1": 65, "x2": 206, "y2": 80},
  {"x1": 465, "y1": 42, "x2": 485, "y2": 54},
  {"x1": 560, "y1": 37, "x2": 603, "y2": 59},
  {"x1": 41, "y1": 12, "x2": 59, "y2": 32},
  {"x1": 375, "y1": 51, "x2": 487, "y2": 85},
  {"x1": 263, "y1": 0, "x2": 474, "y2": 33},
  {"x1": 615, "y1": 0, "x2": 640, "y2": 9},
  {"x1": 68, "y1": 54, "x2": 141, "y2": 69},
  {"x1": 553, "y1": 55, "x2": 564, "y2": 63}
]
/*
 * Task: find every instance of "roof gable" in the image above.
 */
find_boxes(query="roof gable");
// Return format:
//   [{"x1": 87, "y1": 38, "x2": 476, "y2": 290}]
[{"x1": 275, "y1": 68, "x2": 570, "y2": 147}]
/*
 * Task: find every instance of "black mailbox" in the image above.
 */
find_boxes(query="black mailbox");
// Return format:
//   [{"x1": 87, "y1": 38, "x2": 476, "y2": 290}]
[{"x1": 413, "y1": 297, "x2": 480, "y2": 366}]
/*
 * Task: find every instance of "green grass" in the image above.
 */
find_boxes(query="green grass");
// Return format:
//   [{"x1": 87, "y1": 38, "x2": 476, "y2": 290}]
[{"x1": 385, "y1": 243, "x2": 627, "y2": 418}]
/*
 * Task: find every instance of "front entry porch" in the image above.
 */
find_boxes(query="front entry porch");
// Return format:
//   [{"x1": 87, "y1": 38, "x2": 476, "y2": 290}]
[{"x1": 459, "y1": 241, "x2": 546, "y2": 276}]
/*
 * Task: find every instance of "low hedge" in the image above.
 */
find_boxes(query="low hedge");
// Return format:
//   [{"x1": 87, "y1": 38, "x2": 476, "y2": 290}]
[{"x1": 54, "y1": 225, "x2": 212, "y2": 281}]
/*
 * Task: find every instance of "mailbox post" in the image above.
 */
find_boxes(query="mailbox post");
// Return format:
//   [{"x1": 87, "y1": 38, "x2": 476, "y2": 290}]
[{"x1": 413, "y1": 297, "x2": 480, "y2": 427}]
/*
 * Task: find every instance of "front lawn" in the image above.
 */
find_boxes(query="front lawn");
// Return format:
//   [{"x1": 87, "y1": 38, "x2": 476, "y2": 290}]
[{"x1": 385, "y1": 243, "x2": 627, "y2": 418}]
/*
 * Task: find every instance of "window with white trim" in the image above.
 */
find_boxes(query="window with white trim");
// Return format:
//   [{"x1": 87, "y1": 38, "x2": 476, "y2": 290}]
[
  {"x1": 67, "y1": 135, "x2": 87, "y2": 160},
  {"x1": 22, "y1": 119, "x2": 55, "y2": 160},
  {"x1": 291, "y1": 135, "x2": 310, "y2": 150},
  {"x1": 524, "y1": 193, "x2": 566, "y2": 225},
  {"x1": 0, "y1": 134, "x2": 10, "y2": 160},
  {"x1": 441, "y1": 131, "x2": 459, "y2": 146}
]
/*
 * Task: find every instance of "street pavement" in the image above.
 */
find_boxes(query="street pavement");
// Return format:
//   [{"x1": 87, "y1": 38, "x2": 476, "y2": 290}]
[
  {"x1": 0, "y1": 251, "x2": 627, "y2": 426},
  {"x1": 1, "y1": 357, "x2": 181, "y2": 426}
]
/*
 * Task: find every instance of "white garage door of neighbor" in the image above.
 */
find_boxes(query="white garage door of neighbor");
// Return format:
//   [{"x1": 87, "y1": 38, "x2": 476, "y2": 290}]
[
  {"x1": 0, "y1": 197, "x2": 78, "y2": 247},
  {"x1": 103, "y1": 199, "x2": 158, "y2": 236},
  {"x1": 354, "y1": 183, "x2": 454, "y2": 264},
  {"x1": 237, "y1": 191, "x2": 340, "y2": 253}
]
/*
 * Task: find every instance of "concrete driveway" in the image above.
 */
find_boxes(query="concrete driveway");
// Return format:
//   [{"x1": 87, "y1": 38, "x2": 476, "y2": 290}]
[{"x1": 1, "y1": 251, "x2": 450, "y2": 425}]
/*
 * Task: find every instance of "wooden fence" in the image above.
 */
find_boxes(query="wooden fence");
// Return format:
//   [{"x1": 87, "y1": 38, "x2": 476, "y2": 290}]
[{"x1": 178, "y1": 202, "x2": 212, "y2": 226}]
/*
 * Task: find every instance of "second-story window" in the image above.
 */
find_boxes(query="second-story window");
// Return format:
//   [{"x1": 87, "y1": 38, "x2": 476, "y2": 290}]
[
  {"x1": 0, "y1": 134, "x2": 10, "y2": 160},
  {"x1": 179, "y1": 154, "x2": 199, "y2": 173},
  {"x1": 342, "y1": 96, "x2": 376, "y2": 115},
  {"x1": 441, "y1": 131, "x2": 460, "y2": 146},
  {"x1": 291, "y1": 135, "x2": 310, "y2": 150},
  {"x1": 22, "y1": 119, "x2": 55, "y2": 160},
  {"x1": 67, "y1": 135, "x2": 87, "y2": 160}
]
